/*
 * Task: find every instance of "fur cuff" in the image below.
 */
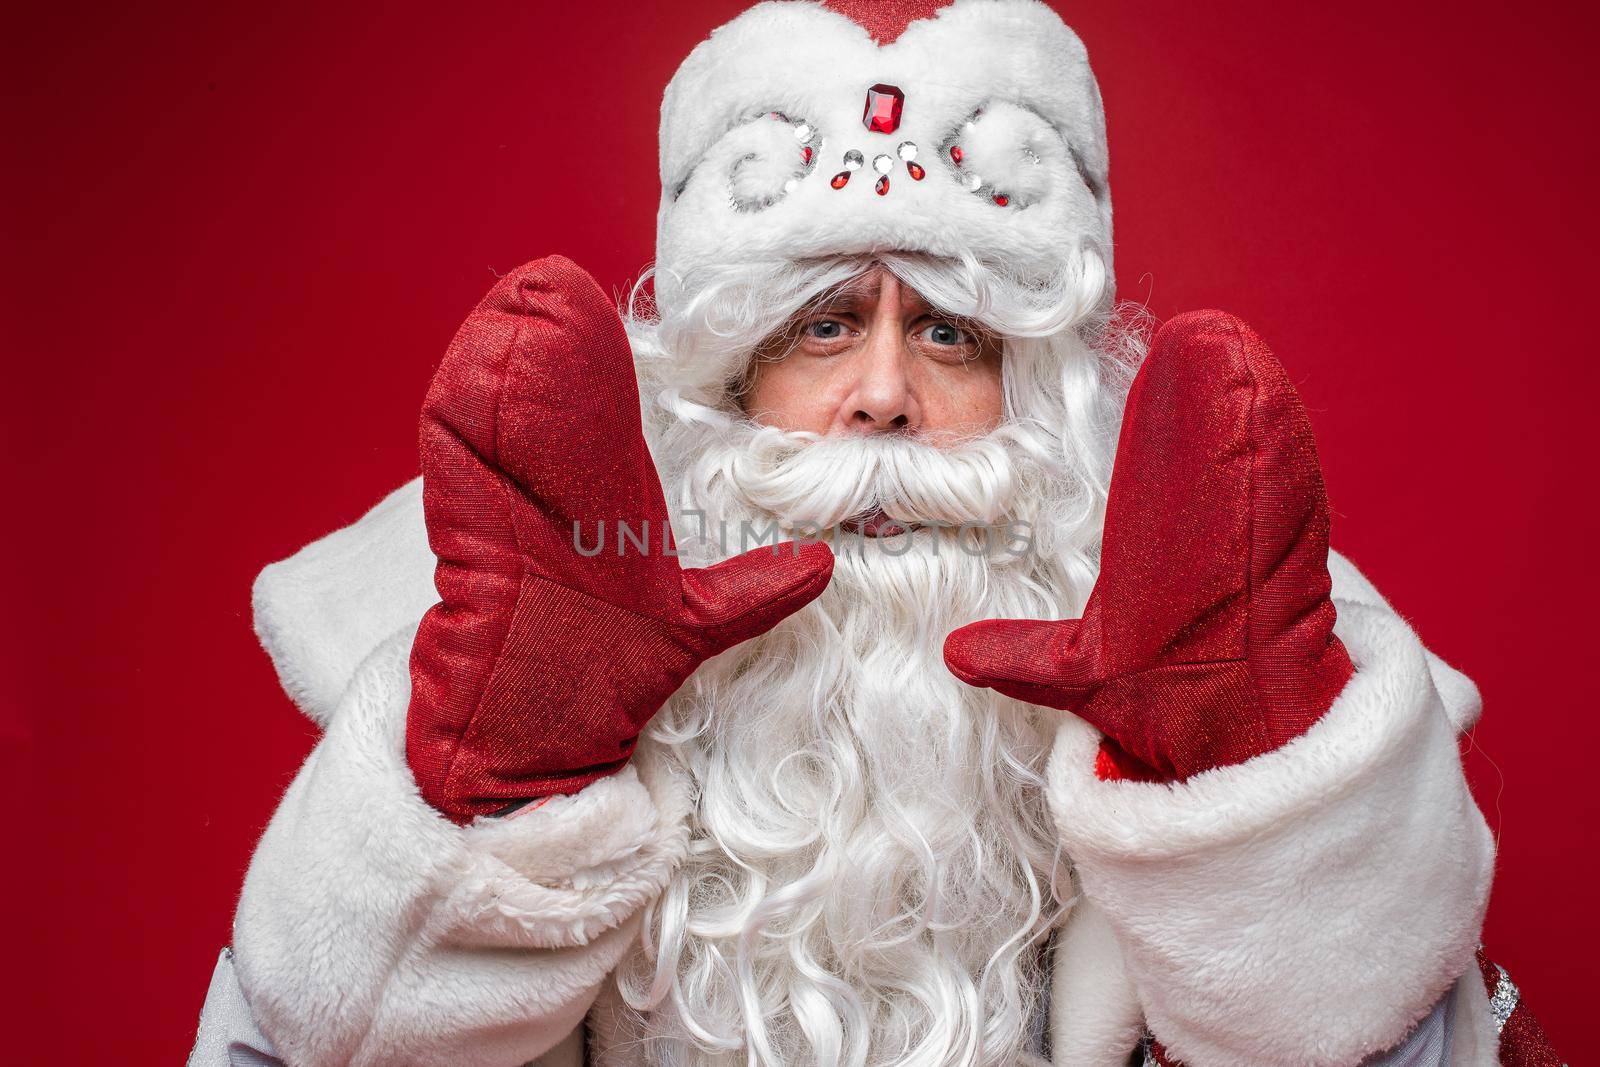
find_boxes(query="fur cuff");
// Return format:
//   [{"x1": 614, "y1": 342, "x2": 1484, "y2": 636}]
[
  {"x1": 251, "y1": 478, "x2": 435, "y2": 726},
  {"x1": 234, "y1": 628, "x2": 689, "y2": 1066},
  {"x1": 1046, "y1": 599, "x2": 1495, "y2": 1067}
]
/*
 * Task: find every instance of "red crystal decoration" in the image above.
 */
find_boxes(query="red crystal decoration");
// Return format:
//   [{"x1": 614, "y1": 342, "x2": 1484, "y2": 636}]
[
  {"x1": 993, "y1": 194, "x2": 1009, "y2": 206},
  {"x1": 832, "y1": 171, "x2": 851, "y2": 189},
  {"x1": 950, "y1": 145, "x2": 964, "y2": 165},
  {"x1": 803, "y1": 146, "x2": 813, "y2": 165},
  {"x1": 863, "y1": 84, "x2": 904, "y2": 134},
  {"x1": 876, "y1": 175, "x2": 890, "y2": 196},
  {"x1": 907, "y1": 161, "x2": 925, "y2": 181}
]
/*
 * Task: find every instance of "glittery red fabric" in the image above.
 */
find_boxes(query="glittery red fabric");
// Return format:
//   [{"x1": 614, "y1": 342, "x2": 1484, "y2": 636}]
[
  {"x1": 821, "y1": 0, "x2": 951, "y2": 44},
  {"x1": 406, "y1": 257, "x2": 833, "y2": 823},
  {"x1": 945, "y1": 311, "x2": 1354, "y2": 781},
  {"x1": 1477, "y1": 949, "x2": 1566, "y2": 1065},
  {"x1": 1147, "y1": 1041, "x2": 1179, "y2": 1066}
]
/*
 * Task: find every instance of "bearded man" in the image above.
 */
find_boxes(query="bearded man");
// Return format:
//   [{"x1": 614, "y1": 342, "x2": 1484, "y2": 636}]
[{"x1": 188, "y1": 2, "x2": 1562, "y2": 1065}]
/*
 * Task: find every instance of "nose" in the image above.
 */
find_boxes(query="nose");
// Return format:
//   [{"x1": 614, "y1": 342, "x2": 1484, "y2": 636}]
[{"x1": 836, "y1": 324, "x2": 921, "y2": 435}]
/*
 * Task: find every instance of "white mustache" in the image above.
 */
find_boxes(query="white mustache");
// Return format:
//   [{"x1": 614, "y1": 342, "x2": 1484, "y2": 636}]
[{"x1": 713, "y1": 426, "x2": 1024, "y2": 531}]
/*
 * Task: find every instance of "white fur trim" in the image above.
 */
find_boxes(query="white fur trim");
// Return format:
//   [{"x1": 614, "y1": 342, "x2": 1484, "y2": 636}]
[
  {"x1": 1049, "y1": 898, "x2": 1145, "y2": 1065},
  {"x1": 655, "y1": 0, "x2": 1111, "y2": 303},
  {"x1": 1045, "y1": 598, "x2": 1496, "y2": 1066},
  {"x1": 1447, "y1": 970, "x2": 1501, "y2": 1066},
  {"x1": 530, "y1": 1028, "x2": 586, "y2": 1067},
  {"x1": 251, "y1": 478, "x2": 436, "y2": 726},
  {"x1": 1329, "y1": 552, "x2": 1482, "y2": 731},
  {"x1": 726, "y1": 113, "x2": 811, "y2": 209},
  {"x1": 958, "y1": 100, "x2": 1057, "y2": 204},
  {"x1": 233, "y1": 628, "x2": 690, "y2": 1067}
]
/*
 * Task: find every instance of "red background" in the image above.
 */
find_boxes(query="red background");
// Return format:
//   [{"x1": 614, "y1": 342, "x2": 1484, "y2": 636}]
[{"x1": 6, "y1": 1, "x2": 1596, "y2": 1061}]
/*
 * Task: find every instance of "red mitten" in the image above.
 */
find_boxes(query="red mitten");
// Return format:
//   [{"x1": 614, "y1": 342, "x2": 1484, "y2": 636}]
[
  {"x1": 943, "y1": 311, "x2": 1353, "y2": 781},
  {"x1": 407, "y1": 256, "x2": 834, "y2": 822}
]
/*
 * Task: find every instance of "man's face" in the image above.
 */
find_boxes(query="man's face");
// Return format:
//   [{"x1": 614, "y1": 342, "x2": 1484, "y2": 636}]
[{"x1": 741, "y1": 265, "x2": 1005, "y2": 443}]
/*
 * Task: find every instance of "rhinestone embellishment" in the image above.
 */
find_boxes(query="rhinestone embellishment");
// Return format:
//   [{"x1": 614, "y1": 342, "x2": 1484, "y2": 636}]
[
  {"x1": 896, "y1": 141, "x2": 924, "y2": 181},
  {"x1": 830, "y1": 148, "x2": 914, "y2": 195},
  {"x1": 862, "y1": 83, "x2": 904, "y2": 134},
  {"x1": 794, "y1": 123, "x2": 815, "y2": 143},
  {"x1": 1488, "y1": 964, "x2": 1521, "y2": 1034}
]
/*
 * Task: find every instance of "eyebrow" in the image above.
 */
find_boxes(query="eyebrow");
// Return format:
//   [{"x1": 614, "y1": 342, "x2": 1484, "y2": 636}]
[
  {"x1": 805, "y1": 271, "x2": 936, "y2": 318},
  {"x1": 808, "y1": 272, "x2": 882, "y2": 314}
]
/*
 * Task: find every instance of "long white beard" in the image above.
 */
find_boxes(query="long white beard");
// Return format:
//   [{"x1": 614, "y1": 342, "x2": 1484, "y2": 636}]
[{"x1": 612, "y1": 420, "x2": 1092, "y2": 1066}]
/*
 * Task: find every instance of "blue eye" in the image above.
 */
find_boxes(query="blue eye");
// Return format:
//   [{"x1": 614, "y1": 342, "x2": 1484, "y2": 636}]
[
  {"x1": 808, "y1": 320, "x2": 845, "y2": 339},
  {"x1": 921, "y1": 322, "x2": 969, "y2": 346}
]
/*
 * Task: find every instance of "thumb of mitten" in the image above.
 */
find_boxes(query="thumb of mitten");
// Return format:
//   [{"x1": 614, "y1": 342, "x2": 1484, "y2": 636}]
[
  {"x1": 943, "y1": 617, "x2": 1103, "y2": 711},
  {"x1": 680, "y1": 541, "x2": 835, "y2": 654}
]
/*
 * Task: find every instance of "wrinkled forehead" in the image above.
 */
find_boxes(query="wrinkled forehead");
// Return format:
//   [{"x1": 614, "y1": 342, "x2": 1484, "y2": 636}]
[{"x1": 653, "y1": 0, "x2": 1112, "y2": 306}]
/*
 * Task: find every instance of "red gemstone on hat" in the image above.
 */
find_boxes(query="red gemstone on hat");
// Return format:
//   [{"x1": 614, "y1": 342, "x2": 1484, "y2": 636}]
[
  {"x1": 863, "y1": 84, "x2": 904, "y2": 134},
  {"x1": 876, "y1": 175, "x2": 889, "y2": 195},
  {"x1": 832, "y1": 171, "x2": 851, "y2": 189},
  {"x1": 803, "y1": 146, "x2": 813, "y2": 164},
  {"x1": 907, "y1": 161, "x2": 925, "y2": 180},
  {"x1": 950, "y1": 146, "x2": 964, "y2": 165},
  {"x1": 993, "y1": 194, "x2": 1009, "y2": 206}
]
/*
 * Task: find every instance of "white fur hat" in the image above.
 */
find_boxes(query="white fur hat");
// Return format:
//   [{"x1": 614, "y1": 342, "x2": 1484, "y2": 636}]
[{"x1": 654, "y1": 0, "x2": 1112, "y2": 308}]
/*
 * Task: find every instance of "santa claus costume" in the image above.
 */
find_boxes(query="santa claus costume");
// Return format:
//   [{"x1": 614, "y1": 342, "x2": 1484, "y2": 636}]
[{"x1": 189, "y1": 2, "x2": 1563, "y2": 1064}]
